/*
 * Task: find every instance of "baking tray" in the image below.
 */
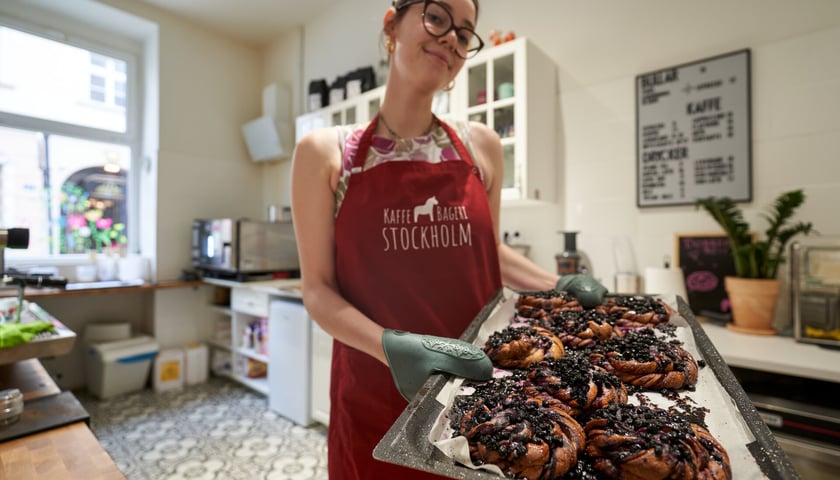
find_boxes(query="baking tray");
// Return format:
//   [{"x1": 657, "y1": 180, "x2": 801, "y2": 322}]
[
  {"x1": 374, "y1": 289, "x2": 800, "y2": 480},
  {"x1": 0, "y1": 302, "x2": 77, "y2": 366}
]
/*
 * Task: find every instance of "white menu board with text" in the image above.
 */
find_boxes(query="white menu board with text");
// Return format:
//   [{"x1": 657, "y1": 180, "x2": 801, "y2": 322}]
[{"x1": 636, "y1": 50, "x2": 752, "y2": 207}]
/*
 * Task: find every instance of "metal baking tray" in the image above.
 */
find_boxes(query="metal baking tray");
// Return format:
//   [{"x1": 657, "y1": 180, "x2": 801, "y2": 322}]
[
  {"x1": 374, "y1": 289, "x2": 800, "y2": 480},
  {"x1": 0, "y1": 302, "x2": 77, "y2": 366}
]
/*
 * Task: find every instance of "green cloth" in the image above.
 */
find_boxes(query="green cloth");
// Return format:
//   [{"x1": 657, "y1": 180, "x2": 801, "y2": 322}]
[{"x1": 0, "y1": 321, "x2": 56, "y2": 349}]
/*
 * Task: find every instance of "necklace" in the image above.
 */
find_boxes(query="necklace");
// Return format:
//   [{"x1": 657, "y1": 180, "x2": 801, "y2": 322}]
[{"x1": 378, "y1": 113, "x2": 437, "y2": 141}]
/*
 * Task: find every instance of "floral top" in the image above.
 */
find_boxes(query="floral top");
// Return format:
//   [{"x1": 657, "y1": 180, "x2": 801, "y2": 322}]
[{"x1": 335, "y1": 119, "x2": 482, "y2": 215}]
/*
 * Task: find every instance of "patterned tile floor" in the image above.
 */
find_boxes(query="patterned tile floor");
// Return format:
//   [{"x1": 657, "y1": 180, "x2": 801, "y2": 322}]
[{"x1": 77, "y1": 377, "x2": 328, "y2": 480}]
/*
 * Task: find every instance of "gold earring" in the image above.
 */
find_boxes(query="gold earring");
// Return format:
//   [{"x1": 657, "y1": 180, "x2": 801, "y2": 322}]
[{"x1": 386, "y1": 37, "x2": 395, "y2": 54}]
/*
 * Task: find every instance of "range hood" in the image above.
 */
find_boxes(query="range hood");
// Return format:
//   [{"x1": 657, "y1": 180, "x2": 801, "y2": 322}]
[{"x1": 242, "y1": 83, "x2": 293, "y2": 162}]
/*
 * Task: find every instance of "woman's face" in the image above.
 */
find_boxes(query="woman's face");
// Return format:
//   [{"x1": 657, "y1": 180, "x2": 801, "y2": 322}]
[{"x1": 388, "y1": 0, "x2": 478, "y2": 91}]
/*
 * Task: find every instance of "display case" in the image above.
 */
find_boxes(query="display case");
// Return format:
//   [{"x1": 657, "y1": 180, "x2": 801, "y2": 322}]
[{"x1": 451, "y1": 37, "x2": 558, "y2": 203}]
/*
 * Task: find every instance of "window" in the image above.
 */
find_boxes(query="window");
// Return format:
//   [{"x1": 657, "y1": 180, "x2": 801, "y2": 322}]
[{"x1": 0, "y1": 21, "x2": 138, "y2": 261}]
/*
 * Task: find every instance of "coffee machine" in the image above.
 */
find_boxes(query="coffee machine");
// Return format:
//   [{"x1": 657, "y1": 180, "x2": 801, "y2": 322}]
[{"x1": 1, "y1": 228, "x2": 29, "y2": 281}]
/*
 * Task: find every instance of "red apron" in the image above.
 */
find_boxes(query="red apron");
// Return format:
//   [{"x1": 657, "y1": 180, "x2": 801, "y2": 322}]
[{"x1": 329, "y1": 116, "x2": 502, "y2": 479}]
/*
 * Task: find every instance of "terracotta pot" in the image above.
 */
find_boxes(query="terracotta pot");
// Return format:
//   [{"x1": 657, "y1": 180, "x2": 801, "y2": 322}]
[{"x1": 724, "y1": 276, "x2": 781, "y2": 335}]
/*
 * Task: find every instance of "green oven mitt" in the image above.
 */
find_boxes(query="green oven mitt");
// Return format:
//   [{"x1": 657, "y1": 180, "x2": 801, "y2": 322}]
[
  {"x1": 556, "y1": 273, "x2": 608, "y2": 308},
  {"x1": 382, "y1": 329, "x2": 493, "y2": 401}
]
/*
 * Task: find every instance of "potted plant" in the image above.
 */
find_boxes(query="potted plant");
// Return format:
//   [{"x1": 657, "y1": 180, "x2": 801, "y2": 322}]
[{"x1": 696, "y1": 189, "x2": 814, "y2": 334}]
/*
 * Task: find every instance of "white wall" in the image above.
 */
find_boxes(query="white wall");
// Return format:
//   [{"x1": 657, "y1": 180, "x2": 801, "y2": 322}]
[
  {"x1": 15, "y1": 0, "x2": 837, "y2": 386},
  {"x1": 296, "y1": 3, "x2": 839, "y2": 260},
  {"x1": 290, "y1": 0, "x2": 840, "y2": 329},
  {"x1": 3, "y1": 0, "x2": 269, "y2": 386},
  {"x1": 100, "y1": 0, "x2": 267, "y2": 282},
  {"x1": 262, "y1": 29, "x2": 304, "y2": 209}
]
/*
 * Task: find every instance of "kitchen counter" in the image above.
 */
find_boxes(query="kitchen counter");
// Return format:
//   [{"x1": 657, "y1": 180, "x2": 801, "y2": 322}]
[
  {"x1": 202, "y1": 277, "x2": 302, "y2": 300},
  {"x1": 0, "y1": 280, "x2": 204, "y2": 299},
  {"x1": 0, "y1": 359, "x2": 124, "y2": 479},
  {"x1": 700, "y1": 322, "x2": 840, "y2": 384}
]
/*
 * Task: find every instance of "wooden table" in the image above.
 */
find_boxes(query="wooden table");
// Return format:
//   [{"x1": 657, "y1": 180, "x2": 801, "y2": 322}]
[
  {"x1": 0, "y1": 280, "x2": 204, "y2": 299},
  {"x1": 0, "y1": 360, "x2": 124, "y2": 479}
]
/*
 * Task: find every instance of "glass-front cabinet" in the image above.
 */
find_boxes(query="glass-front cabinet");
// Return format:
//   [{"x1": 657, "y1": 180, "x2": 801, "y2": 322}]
[
  {"x1": 294, "y1": 38, "x2": 556, "y2": 204},
  {"x1": 295, "y1": 87, "x2": 385, "y2": 142},
  {"x1": 452, "y1": 37, "x2": 557, "y2": 203}
]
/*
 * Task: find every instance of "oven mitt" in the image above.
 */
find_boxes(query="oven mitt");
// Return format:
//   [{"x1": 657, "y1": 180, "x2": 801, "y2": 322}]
[
  {"x1": 382, "y1": 329, "x2": 493, "y2": 401},
  {"x1": 556, "y1": 273, "x2": 608, "y2": 308}
]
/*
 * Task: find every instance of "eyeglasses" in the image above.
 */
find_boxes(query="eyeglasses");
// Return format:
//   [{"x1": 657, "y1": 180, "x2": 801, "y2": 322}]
[{"x1": 394, "y1": 0, "x2": 484, "y2": 59}]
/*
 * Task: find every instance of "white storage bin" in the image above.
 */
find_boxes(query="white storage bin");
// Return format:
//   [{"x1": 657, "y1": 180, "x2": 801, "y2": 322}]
[
  {"x1": 184, "y1": 344, "x2": 209, "y2": 385},
  {"x1": 85, "y1": 335, "x2": 159, "y2": 399},
  {"x1": 84, "y1": 322, "x2": 131, "y2": 343}
]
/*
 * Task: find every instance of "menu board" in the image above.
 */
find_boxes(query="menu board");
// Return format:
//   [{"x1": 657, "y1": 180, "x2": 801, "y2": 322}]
[
  {"x1": 675, "y1": 233, "x2": 735, "y2": 322},
  {"x1": 637, "y1": 50, "x2": 752, "y2": 207}
]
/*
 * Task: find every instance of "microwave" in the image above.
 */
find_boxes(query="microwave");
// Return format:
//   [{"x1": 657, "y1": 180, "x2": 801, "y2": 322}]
[
  {"x1": 791, "y1": 238, "x2": 840, "y2": 347},
  {"x1": 192, "y1": 218, "x2": 299, "y2": 278}
]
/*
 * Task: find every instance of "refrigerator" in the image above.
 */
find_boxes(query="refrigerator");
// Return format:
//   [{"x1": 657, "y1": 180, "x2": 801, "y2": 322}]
[{"x1": 268, "y1": 298, "x2": 312, "y2": 426}]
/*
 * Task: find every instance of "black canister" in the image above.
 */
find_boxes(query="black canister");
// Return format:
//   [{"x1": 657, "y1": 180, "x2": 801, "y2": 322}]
[{"x1": 556, "y1": 231, "x2": 581, "y2": 275}]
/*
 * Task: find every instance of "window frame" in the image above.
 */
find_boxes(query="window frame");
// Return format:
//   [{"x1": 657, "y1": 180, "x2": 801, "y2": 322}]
[{"x1": 0, "y1": 13, "x2": 142, "y2": 267}]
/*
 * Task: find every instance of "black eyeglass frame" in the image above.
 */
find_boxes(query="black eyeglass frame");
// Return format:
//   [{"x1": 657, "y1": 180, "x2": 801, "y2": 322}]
[{"x1": 393, "y1": 0, "x2": 484, "y2": 59}]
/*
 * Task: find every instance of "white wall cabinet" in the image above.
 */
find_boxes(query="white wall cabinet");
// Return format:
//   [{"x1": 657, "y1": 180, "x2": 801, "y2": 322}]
[
  {"x1": 296, "y1": 38, "x2": 557, "y2": 203},
  {"x1": 450, "y1": 37, "x2": 558, "y2": 203},
  {"x1": 295, "y1": 84, "x2": 456, "y2": 142},
  {"x1": 295, "y1": 87, "x2": 384, "y2": 142}
]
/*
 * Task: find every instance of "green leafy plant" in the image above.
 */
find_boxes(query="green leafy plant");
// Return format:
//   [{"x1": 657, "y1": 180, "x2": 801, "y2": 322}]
[{"x1": 696, "y1": 189, "x2": 814, "y2": 279}]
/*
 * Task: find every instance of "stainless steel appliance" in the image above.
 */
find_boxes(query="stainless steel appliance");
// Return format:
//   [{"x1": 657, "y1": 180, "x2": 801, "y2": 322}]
[
  {"x1": 730, "y1": 366, "x2": 840, "y2": 479},
  {"x1": 791, "y1": 238, "x2": 840, "y2": 348},
  {"x1": 192, "y1": 218, "x2": 298, "y2": 279}
]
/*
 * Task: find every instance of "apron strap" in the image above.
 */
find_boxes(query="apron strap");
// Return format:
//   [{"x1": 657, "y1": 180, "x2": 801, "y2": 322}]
[
  {"x1": 352, "y1": 114, "x2": 380, "y2": 170},
  {"x1": 438, "y1": 120, "x2": 477, "y2": 169}
]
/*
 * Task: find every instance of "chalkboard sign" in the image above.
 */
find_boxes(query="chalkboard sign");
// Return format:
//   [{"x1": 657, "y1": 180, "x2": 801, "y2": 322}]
[
  {"x1": 675, "y1": 233, "x2": 735, "y2": 322},
  {"x1": 637, "y1": 49, "x2": 752, "y2": 207}
]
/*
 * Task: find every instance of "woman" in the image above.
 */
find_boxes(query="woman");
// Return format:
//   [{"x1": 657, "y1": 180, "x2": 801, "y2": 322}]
[{"x1": 291, "y1": 0, "x2": 590, "y2": 477}]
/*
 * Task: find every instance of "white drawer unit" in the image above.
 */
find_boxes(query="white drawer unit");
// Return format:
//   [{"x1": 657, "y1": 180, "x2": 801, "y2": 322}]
[{"x1": 231, "y1": 287, "x2": 270, "y2": 317}]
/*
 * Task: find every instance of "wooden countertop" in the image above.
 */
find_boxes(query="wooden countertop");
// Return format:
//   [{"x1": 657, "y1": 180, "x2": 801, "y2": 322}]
[
  {"x1": 0, "y1": 360, "x2": 124, "y2": 479},
  {"x1": 0, "y1": 280, "x2": 204, "y2": 299}
]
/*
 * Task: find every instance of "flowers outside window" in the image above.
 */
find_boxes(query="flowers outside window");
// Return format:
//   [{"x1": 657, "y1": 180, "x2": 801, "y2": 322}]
[{"x1": 60, "y1": 183, "x2": 127, "y2": 253}]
